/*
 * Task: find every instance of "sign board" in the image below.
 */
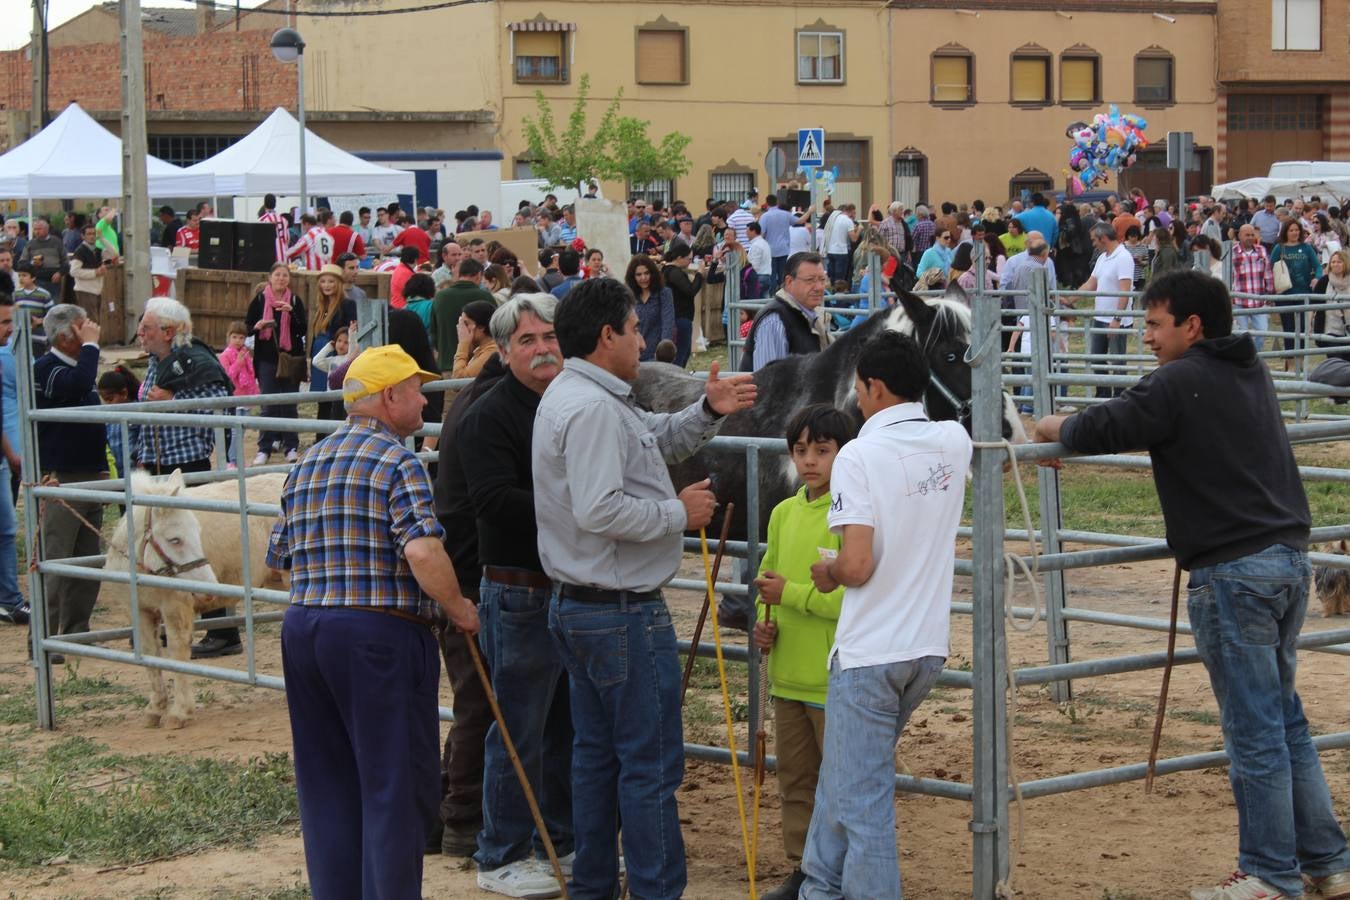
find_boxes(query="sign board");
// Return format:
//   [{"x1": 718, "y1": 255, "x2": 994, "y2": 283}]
[
  {"x1": 797, "y1": 128, "x2": 825, "y2": 168},
  {"x1": 1165, "y1": 131, "x2": 1194, "y2": 170},
  {"x1": 765, "y1": 147, "x2": 788, "y2": 185}
]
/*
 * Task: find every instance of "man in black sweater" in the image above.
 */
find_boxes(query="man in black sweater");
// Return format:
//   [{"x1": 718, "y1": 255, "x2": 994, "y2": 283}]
[
  {"x1": 33, "y1": 304, "x2": 107, "y2": 644},
  {"x1": 1034, "y1": 269, "x2": 1350, "y2": 900},
  {"x1": 456, "y1": 293, "x2": 573, "y2": 898}
]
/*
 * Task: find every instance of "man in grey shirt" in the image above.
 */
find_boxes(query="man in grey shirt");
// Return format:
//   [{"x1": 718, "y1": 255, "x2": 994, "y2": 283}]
[{"x1": 533, "y1": 278, "x2": 755, "y2": 900}]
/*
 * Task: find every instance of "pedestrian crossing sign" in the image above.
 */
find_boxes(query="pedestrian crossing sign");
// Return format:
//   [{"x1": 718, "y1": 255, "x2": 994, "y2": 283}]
[{"x1": 798, "y1": 128, "x2": 825, "y2": 168}]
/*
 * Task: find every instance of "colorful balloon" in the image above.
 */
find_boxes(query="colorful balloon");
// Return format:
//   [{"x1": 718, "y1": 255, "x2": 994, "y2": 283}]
[{"x1": 1066, "y1": 105, "x2": 1150, "y2": 190}]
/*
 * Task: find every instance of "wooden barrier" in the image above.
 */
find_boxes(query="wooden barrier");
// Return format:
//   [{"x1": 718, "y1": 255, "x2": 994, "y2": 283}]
[{"x1": 173, "y1": 267, "x2": 390, "y2": 349}]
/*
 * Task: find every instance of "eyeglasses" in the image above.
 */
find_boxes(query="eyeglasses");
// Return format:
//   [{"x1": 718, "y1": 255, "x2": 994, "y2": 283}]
[{"x1": 793, "y1": 275, "x2": 830, "y2": 285}]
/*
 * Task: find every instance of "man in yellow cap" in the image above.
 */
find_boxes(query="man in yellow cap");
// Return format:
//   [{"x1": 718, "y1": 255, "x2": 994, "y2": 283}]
[{"x1": 267, "y1": 344, "x2": 480, "y2": 898}]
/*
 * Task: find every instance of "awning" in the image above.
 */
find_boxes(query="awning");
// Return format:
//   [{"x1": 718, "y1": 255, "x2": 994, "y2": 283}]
[{"x1": 507, "y1": 19, "x2": 575, "y2": 31}]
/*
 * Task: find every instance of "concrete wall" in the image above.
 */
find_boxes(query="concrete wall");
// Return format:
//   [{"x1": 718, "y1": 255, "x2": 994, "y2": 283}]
[{"x1": 886, "y1": 6, "x2": 1217, "y2": 205}]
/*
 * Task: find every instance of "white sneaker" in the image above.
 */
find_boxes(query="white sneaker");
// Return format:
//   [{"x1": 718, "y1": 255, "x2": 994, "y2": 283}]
[
  {"x1": 284, "y1": 449, "x2": 299, "y2": 463},
  {"x1": 1191, "y1": 872, "x2": 1288, "y2": 900},
  {"x1": 476, "y1": 860, "x2": 562, "y2": 899},
  {"x1": 251, "y1": 452, "x2": 269, "y2": 467},
  {"x1": 554, "y1": 851, "x2": 624, "y2": 879}
]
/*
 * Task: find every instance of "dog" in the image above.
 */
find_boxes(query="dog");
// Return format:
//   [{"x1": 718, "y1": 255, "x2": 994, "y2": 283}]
[{"x1": 1313, "y1": 540, "x2": 1350, "y2": 617}]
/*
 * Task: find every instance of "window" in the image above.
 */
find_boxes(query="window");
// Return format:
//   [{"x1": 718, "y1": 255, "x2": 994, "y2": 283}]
[
  {"x1": 932, "y1": 45, "x2": 974, "y2": 105},
  {"x1": 629, "y1": 179, "x2": 673, "y2": 209},
  {"x1": 1009, "y1": 168, "x2": 1054, "y2": 202},
  {"x1": 513, "y1": 159, "x2": 539, "y2": 180},
  {"x1": 1134, "y1": 49, "x2": 1174, "y2": 106},
  {"x1": 636, "y1": 21, "x2": 688, "y2": 85},
  {"x1": 508, "y1": 20, "x2": 573, "y2": 84},
  {"x1": 1010, "y1": 45, "x2": 1050, "y2": 106},
  {"x1": 1272, "y1": 0, "x2": 1321, "y2": 50},
  {"x1": 797, "y1": 31, "x2": 844, "y2": 83},
  {"x1": 148, "y1": 134, "x2": 241, "y2": 167},
  {"x1": 710, "y1": 171, "x2": 753, "y2": 205},
  {"x1": 1060, "y1": 47, "x2": 1100, "y2": 105},
  {"x1": 1227, "y1": 94, "x2": 1324, "y2": 131}
]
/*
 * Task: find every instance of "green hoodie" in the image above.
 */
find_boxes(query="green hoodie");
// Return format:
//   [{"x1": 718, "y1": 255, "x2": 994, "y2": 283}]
[{"x1": 755, "y1": 486, "x2": 844, "y2": 705}]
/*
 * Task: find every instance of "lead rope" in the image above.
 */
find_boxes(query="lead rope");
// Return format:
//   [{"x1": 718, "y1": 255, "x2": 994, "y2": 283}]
[{"x1": 1145, "y1": 566, "x2": 1183, "y2": 794}]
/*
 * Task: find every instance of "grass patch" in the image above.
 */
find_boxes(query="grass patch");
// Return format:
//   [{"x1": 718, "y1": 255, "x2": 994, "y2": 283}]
[
  {"x1": 0, "y1": 669, "x2": 139, "y2": 726},
  {"x1": 1168, "y1": 708, "x2": 1220, "y2": 727},
  {"x1": 0, "y1": 736, "x2": 298, "y2": 868}
]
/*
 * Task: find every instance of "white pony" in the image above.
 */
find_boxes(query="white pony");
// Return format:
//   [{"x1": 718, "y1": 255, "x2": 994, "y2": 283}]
[{"x1": 104, "y1": 470, "x2": 288, "y2": 729}]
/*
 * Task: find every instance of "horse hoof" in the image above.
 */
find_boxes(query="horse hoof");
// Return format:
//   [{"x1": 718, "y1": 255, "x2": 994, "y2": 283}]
[
  {"x1": 163, "y1": 714, "x2": 187, "y2": 730},
  {"x1": 144, "y1": 712, "x2": 162, "y2": 727}
]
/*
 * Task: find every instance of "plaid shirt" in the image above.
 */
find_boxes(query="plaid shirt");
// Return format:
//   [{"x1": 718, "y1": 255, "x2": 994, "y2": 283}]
[
  {"x1": 266, "y1": 416, "x2": 445, "y2": 618},
  {"x1": 1230, "y1": 243, "x2": 1274, "y2": 307},
  {"x1": 877, "y1": 216, "x2": 908, "y2": 257},
  {"x1": 911, "y1": 217, "x2": 936, "y2": 257},
  {"x1": 136, "y1": 356, "x2": 229, "y2": 466}
]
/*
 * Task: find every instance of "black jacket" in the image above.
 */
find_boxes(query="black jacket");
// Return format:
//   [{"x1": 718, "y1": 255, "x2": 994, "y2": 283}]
[
  {"x1": 1060, "y1": 334, "x2": 1309, "y2": 569},
  {"x1": 739, "y1": 294, "x2": 822, "y2": 372},
  {"x1": 33, "y1": 345, "x2": 107, "y2": 473},
  {"x1": 244, "y1": 292, "x2": 307, "y2": 366},
  {"x1": 153, "y1": 337, "x2": 232, "y2": 395},
  {"x1": 663, "y1": 264, "x2": 705, "y2": 321}
]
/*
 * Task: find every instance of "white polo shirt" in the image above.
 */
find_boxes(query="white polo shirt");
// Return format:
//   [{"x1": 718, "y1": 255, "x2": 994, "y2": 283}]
[
  {"x1": 1091, "y1": 242, "x2": 1136, "y2": 325},
  {"x1": 827, "y1": 402, "x2": 971, "y2": 670}
]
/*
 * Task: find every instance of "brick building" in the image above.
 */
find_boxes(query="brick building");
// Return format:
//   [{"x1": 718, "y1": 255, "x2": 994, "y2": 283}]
[{"x1": 1216, "y1": 0, "x2": 1350, "y2": 180}]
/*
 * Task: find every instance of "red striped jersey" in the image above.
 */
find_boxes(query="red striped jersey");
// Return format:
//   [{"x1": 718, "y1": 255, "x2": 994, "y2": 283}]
[
  {"x1": 259, "y1": 210, "x2": 288, "y2": 263},
  {"x1": 287, "y1": 226, "x2": 335, "y2": 271}
]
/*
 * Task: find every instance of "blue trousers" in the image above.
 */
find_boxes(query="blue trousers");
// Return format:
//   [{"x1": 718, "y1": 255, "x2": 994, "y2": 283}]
[
  {"x1": 1188, "y1": 545, "x2": 1350, "y2": 895},
  {"x1": 281, "y1": 605, "x2": 441, "y2": 900},
  {"x1": 0, "y1": 461, "x2": 20, "y2": 611},
  {"x1": 674, "y1": 319, "x2": 693, "y2": 368}
]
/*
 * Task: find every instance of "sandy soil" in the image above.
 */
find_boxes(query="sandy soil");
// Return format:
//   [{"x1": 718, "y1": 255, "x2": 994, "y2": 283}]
[{"x1": 2, "y1": 537, "x2": 1349, "y2": 899}]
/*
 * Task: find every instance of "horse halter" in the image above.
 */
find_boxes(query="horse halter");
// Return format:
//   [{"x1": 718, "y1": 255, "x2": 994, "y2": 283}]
[
  {"x1": 925, "y1": 368, "x2": 973, "y2": 426},
  {"x1": 139, "y1": 507, "x2": 213, "y2": 579}
]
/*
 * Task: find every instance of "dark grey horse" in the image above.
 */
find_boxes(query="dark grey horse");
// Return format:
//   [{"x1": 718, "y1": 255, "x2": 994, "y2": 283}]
[{"x1": 632, "y1": 284, "x2": 1025, "y2": 543}]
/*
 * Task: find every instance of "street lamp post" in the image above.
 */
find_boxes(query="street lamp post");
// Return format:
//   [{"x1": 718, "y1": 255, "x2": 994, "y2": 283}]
[{"x1": 270, "y1": 27, "x2": 307, "y2": 217}]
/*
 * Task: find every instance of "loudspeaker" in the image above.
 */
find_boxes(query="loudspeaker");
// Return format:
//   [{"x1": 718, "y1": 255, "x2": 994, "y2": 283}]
[
  {"x1": 198, "y1": 219, "x2": 235, "y2": 270},
  {"x1": 233, "y1": 221, "x2": 280, "y2": 272}
]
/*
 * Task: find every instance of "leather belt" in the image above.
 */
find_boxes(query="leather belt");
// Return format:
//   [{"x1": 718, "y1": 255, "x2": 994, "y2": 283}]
[
  {"x1": 348, "y1": 605, "x2": 435, "y2": 628},
  {"x1": 558, "y1": 584, "x2": 662, "y2": 605},
  {"x1": 483, "y1": 566, "x2": 553, "y2": 590}
]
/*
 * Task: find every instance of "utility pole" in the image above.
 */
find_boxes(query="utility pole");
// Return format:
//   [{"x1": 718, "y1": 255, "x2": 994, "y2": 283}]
[
  {"x1": 30, "y1": 0, "x2": 47, "y2": 137},
  {"x1": 120, "y1": 0, "x2": 152, "y2": 322}
]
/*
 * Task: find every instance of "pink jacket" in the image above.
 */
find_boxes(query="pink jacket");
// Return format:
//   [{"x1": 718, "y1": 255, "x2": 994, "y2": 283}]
[{"x1": 219, "y1": 345, "x2": 260, "y2": 396}]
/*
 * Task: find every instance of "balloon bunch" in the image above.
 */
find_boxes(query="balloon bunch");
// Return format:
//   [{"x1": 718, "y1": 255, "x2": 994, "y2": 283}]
[{"x1": 1065, "y1": 104, "x2": 1149, "y2": 192}]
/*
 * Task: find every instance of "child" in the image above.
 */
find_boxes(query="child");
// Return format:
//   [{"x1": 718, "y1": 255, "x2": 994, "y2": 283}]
[
  {"x1": 218, "y1": 321, "x2": 258, "y2": 466},
  {"x1": 654, "y1": 338, "x2": 677, "y2": 364},
  {"x1": 738, "y1": 307, "x2": 753, "y2": 341},
  {"x1": 751, "y1": 403, "x2": 857, "y2": 900},
  {"x1": 97, "y1": 366, "x2": 142, "y2": 481},
  {"x1": 13, "y1": 261, "x2": 52, "y2": 354},
  {"x1": 311, "y1": 326, "x2": 352, "y2": 420}
]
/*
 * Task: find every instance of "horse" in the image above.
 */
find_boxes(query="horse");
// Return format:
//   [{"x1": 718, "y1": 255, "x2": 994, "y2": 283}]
[
  {"x1": 104, "y1": 470, "x2": 288, "y2": 729},
  {"x1": 632, "y1": 282, "x2": 1026, "y2": 543}
]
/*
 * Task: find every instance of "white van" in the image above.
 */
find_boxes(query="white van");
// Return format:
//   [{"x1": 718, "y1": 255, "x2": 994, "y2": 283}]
[{"x1": 1268, "y1": 160, "x2": 1350, "y2": 179}]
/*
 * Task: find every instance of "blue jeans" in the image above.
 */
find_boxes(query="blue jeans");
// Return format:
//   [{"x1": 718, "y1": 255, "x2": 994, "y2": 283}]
[
  {"x1": 800, "y1": 656, "x2": 943, "y2": 900},
  {"x1": 549, "y1": 593, "x2": 686, "y2": 900},
  {"x1": 826, "y1": 252, "x2": 851, "y2": 287},
  {"x1": 0, "y1": 461, "x2": 19, "y2": 611},
  {"x1": 674, "y1": 318, "x2": 693, "y2": 368},
  {"x1": 1188, "y1": 544, "x2": 1350, "y2": 895},
  {"x1": 475, "y1": 575, "x2": 573, "y2": 870},
  {"x1": 771, "y1": 256, "x2": 787, "y2": 293}
]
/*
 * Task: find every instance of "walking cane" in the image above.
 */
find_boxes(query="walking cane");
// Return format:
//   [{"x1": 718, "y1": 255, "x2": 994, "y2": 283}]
[
  {"x1": 679, "y1": 504, "x2": 735, "y2": 704},
  {"x1": 464, "y1": 633, "x2": 569, "y2": 898},
  {"x1": 1145, "y1": 565, "x2": 1183, "y2": 794}
]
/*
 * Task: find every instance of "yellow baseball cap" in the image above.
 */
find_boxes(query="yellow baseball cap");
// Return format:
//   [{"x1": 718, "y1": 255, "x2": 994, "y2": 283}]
[{"x1": 342, "y1": 345, "x2": 439, "y2": 402}]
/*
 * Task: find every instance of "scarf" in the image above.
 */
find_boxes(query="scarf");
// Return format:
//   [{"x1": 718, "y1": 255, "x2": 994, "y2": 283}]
[
  {"x1": 1327, "y1": 271, "x2": 1350, "y2": 296},
  {"x1": 263, "y1": 283, "x2": 293, "y2": 352}
]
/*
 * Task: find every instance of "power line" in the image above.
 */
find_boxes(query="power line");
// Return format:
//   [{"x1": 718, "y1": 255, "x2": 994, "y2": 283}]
[{"x1": 168, "y1": 0, "x2": 491, "y2": 18}]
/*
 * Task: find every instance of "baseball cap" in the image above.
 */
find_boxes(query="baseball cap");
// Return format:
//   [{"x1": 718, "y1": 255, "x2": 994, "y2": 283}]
[{"x1": 342, "y1": 345, "x2": 439, "y2": 403}]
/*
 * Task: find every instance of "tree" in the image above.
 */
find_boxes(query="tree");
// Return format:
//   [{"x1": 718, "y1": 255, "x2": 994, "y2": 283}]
[{"x1": 521, "y1": 74, "x2": 691, "y2": 191}]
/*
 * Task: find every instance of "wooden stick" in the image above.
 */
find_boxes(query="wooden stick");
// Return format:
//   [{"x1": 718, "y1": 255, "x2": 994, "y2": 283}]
[
  {"x1": 1145, "y1": 565, "x2": 1183, "y2": 795},
  {"x1": 464, "y1": 633, "x2": 568, "y2": 898},
  {"x1": 680, "y1": 504, "x2": 735, "y2": 704}
]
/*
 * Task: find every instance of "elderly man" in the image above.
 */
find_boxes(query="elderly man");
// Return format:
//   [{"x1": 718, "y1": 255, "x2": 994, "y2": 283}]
[
  {"x1": 456, "y1": 295, "x2": 574, "y2": 896},
  {"x1": 1230, "y1": 224, "x2": 1275, "y2": 351},
  {"x1": 432, "y1": 239, "x2": 465, "y2": 289},
  {"x1": 20, "y1": 216, "x2": 66, "y2": 296},
  {"x1": 535, "y1": 278, "x2": 756, "y2": 899},
  {"x1": 876, "y1": 202, "x2": 910, "y2": 264},
  {"x1": 32, "y1": 304, "x2": 106, "y2": 645},
  {"x1": 741, "y1": 251, "x2": 831, "y2": 372},
  {"x1": 268, "y1": 344, "x2": 479, "y2": 899},
  {"x1": 135, "y1": 297, "x2": 239, "y2": 658}
]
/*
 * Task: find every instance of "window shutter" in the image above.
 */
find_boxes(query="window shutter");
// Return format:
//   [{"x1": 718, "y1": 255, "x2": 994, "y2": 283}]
[
  {"x1": 1011, "y1": 58, "x2": 1047, "y2": 103},
  {"x1": 637, "y1": 30, "x2": 685, "y2": 83},
  {"x1": 1136, "y1": 57, "x2": 1172, "y2": 103},
  {"x1": 515, "y1": 31, "x2": 561, "y2": 57},
  {"x1": 933, "y1": 56, "x2": 970, "y2": 102},
  {"x1": 1062, "y1": 58, "x2": 1095, "y2": 102}
]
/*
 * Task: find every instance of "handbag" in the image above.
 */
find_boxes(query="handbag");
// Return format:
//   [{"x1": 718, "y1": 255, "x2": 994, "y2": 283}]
[
  {"x1": 275, "y1": 351, "x2": 308, "y2": 382},
  {"x1": 1272, "y1": 257, "x2": 1293, "y2": 294}
]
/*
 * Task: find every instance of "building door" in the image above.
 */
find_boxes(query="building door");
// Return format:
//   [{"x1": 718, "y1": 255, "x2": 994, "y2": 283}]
[
  {"x1": 1118, "y1": 146, "x2": 1213, "y2": 205},
  {"x1": 893, "y1": 150, "x2": 926, "y2": 210},
  {"x1": 771, "y1": 138, "x2": 869, "y2": 208},
  {"x1": 1225, "y1": 93, "x2": 1326, "y2": 181}
]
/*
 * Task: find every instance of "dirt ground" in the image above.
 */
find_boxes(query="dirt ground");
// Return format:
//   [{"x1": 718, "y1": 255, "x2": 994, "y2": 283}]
[{"x1": 2, "y1": 530, "x2": 1349, "y2": 898}]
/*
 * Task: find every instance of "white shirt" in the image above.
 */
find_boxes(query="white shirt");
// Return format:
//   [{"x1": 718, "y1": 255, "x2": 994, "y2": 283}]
[
  {"x1": 827, "y1": 214, "x2": 855, "y2": 255},
  {"x1": 827, "y1": 402, "x2": 971, "y2": 670},
  {"x1": 789, "y1": 225, "x2": 812, "y2": 256},
  {"x1": 746, "y1": 236, "x2": 772, "y2": 275},
  {"x1": 1091, "y1": 242, "x2": 1136, "y2": 325}
]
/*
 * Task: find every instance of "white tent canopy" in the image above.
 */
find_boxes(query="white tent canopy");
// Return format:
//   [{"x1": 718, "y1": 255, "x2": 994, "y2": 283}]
[
  {"x1": 0, "y1": 102, "x2": 214, "y2": 199},
  {"x1": 1211, "y1": 176, "x2": 1350, "y2": 202},
  {"x1": 183, "y1": 108, "x2": 415, "y2": 197}
]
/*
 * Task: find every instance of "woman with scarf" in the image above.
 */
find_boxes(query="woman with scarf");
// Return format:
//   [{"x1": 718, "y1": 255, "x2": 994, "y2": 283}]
[
  {"x1": 1312, "y1": 248, "x2": 1350, "y2": 359},
  {"x1": 245, "y1": 262, "x2": 308, "y2": 465}
]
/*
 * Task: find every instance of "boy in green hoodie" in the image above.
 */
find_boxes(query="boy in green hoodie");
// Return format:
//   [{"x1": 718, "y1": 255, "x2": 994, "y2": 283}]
[{"x1": 752, "y1": 403, "x2": 856, "y2": 900}]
